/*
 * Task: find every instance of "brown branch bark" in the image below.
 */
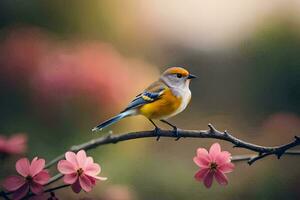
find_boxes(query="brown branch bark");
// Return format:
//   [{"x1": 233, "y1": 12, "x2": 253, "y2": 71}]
[
  {"x1": 42, "y1": 123, "x2": 300, "y2": 186},
  {"x1": 1, "y1": 124, "x2": 299, "y2": 199},
  {"x1": 45, "y1": 123, "x2": 300, "y2": 169}
]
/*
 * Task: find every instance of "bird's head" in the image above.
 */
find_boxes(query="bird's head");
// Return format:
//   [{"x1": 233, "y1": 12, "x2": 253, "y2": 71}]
[{"x1": 160, "y1": 67, "x2": 196, "y2": 88}]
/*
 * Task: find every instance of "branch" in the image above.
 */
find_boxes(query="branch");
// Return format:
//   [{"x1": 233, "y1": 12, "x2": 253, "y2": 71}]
[
  {"x1": 247, "y1": 136, "x2": 300, "y2": 165},
  {"x1": 0, "y1": 191, "x2": 10, "y2": 200},
  {"x1": 4, "y1": 184, "x2": 71, "y2": 200},
  {"x1": 1, "y1": 123, "x2": 299, "y2": 199},
  {"x1": 46, "y1": 173, "x2": 64, "y2": 186},
  {"x1": 25, "y1": 184, "x2": 70, "y2": 199},
  {"x1": 45, "y1": 123, "x2": 300, "y2": 169},
  {"x1": 231, "y1": 150, "x2": 300, "y2": 162}
]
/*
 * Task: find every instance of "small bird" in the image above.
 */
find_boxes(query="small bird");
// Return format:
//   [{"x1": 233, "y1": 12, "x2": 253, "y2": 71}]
[{"x1": 92, "y1": 67, "x2": 196, "y2": 140}]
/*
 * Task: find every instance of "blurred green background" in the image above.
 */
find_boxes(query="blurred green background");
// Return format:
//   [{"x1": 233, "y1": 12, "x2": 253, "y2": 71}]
[{"x1": 0, "y1": 0, "x2": 299, "y2": 199}]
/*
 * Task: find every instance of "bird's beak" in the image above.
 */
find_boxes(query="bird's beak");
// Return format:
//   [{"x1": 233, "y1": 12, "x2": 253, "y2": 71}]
[{"x1": 188, "y1": 74, "x2": 197, "y2": 79}]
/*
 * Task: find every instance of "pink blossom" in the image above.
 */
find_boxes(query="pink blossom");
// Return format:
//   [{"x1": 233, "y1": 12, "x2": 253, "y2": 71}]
[
  {"x1": 0, "y1": 134, "x2": 27, "y2": 155},
  {"x1": 2, "y1": 157, "x2": 50, "y2": 200},
  {"x1": 193, "y1": 143, "x2": 234, "y2": 188},
  {"x1": 57, "y1": 150, "x2": 107, "y2": 193}
]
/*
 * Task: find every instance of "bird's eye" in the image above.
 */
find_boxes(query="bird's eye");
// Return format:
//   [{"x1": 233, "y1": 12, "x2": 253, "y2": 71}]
[{"x1": 176, "y1": 73, "x2": 182, "y2": 78}]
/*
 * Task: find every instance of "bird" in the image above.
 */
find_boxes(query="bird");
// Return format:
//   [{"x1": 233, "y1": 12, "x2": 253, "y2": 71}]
[{"x1": 92, "y1": 67, "x2": 196, "y2": 140}]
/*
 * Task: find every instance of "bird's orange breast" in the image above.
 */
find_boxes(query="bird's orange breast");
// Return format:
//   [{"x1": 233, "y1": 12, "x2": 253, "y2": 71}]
[{"x1": 138, "y1": 88, "x2": 182, "y2": 119}]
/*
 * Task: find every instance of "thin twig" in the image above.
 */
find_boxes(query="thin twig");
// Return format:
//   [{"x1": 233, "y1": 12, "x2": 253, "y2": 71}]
[
  {"x1": 247, "y1": 137, "x2": 300, "y2": 165},
  {"x1": 1, "y1": 183, "x2": 70, "y2": 199},
  {"x1": 0, "y1": 191, "x2": 10, "y2": 200},
  {"x1": 22, "y1": 184, "x2": 70, "y2": 199},
  {"x1": 231, "y1": 150, "x2": 300, "y2": 163},
  {"x1": 44, "y1": 184, "x2": 70, "y2": 193},
  {"x1": 46, "y1": 173, "x2": 64, "y2": 186}
]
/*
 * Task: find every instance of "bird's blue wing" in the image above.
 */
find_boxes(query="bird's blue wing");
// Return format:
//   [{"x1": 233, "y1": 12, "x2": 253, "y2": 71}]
[{"x1": 121, "y1": 81, "x2": 166, "y2": 112}]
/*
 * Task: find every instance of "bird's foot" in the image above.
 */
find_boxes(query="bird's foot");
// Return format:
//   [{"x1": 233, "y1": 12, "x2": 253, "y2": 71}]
[
  {"x1": 153, "y1": 127, "x2": 161, "y2": 141},
  {"x1": 172, "y1": 127, "x2": 181, "y2": 141}
]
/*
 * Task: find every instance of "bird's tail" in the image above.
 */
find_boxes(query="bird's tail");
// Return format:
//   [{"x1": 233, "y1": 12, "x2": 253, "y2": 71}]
[{"x1": 92, "y1": 110, "x2": 134, "y2": 132}]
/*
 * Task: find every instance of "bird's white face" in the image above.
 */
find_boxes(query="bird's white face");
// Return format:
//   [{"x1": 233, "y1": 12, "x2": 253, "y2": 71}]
[
  {"x1": 160, "y1": 67, "x2": 196, "y2": 89},
  {"x1": 162, "y1": 73, "x2": 190, "y2": 89}
]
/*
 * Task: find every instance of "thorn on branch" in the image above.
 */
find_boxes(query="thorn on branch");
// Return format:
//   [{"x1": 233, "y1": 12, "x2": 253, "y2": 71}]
[
  {"x1": 223, "y1": 130, "x2": 229, "y2": 137},
  {"x1": 247, "y1": 154, "x2": 262, "y2": 165},
  {"x1": 233, "y1": 144, "x2": 241, "y2": 148},
  {"x1": 247, "y1": 159, "x2": 254, "y2": 165},
  {"x1": 277, "y1": 153, "x2": 282, "y2": 159},
  {"x1": 208, "y1": 123, "x2": 216, "y2": 133},
  {"x1": 276, "y1": 149, "x2": 287, "y2": 159}
]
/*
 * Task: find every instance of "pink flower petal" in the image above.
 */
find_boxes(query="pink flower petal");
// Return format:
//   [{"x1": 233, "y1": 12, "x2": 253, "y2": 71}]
[
  {"x1": 194, "y1": 168, "x2": 210, "y2": 182},
  {"x1": 219, "y1": 162, "x2": 235, "y2": 173},
  {"x1": 12, "y1": 183, "x2": 29, "y2": 200},
  {"x1": 209, "y1": 143, "x2": 221, "y2": 161},
  {"x1": 91, "y1": 175, "x2": 107, "y2": 181},
  {"x1": 88, "y1": 176, "x2": 96, "y2": 186},
  {"x1": 85, "y1": 163, "x2": 100, "y2": 176},
  {"x1": 65, "y1": 152, "x2": 78, "y2": 168},
  {"x1": 33, "y1": 170, "x2": 50, "y2": 185},
  {"x1": 16, "y1": 158, "x2": 30, "y2": 177},
  {"x1": 2, "y1": 176, "x2": 26, "y2": 191},
  {"x1": 196, "y1": 148, "x2": 211, "y2": 165},
  {"x1": 30, "y1": 182, "x2": 43, "y2": 195},
  {"x1": 83, "y1": 157, "x2": 94, "y2": 169},
  {"x1": 57, "y1": 160, "x2": 76, "y2": 174},
  {"x1": 76, "y1": 150, "x2": 87, "y2": 168},
  {"x1": 71, "y1": 180, "x2": 82, "y2": 193},
  {"x1": 197, "y1": 148, "x2": 209, "y2": 157},
  {"x1": 6, "y1": 134, "x2": 27, "y2": 154},
  {"x1": 63, "y1": 173, "x2": 78, "y2": 184},
  {"x1": 215, "y1": 151, "x2": 231, "y2": 166},
  {"x1": 203, "y1": 171, "x2": 214, "y2": 188},
  {"x1": 214, "y1": 170, "x2": 228, "y2": 185},
  {"x1": 79, "y1": 174, "x2": 92, "y2": 192},
  {"x1": 30, "y1": 157, "x2": 45, "y2": 177},
  {"x1": 193, "y1": 157, "x2": 210, "y2": 168}
]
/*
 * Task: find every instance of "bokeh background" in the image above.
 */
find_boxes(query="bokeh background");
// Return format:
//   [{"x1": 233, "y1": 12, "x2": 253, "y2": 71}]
[{"x1": 0, "y1": 0, "x2": 300, "y2": 199}]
